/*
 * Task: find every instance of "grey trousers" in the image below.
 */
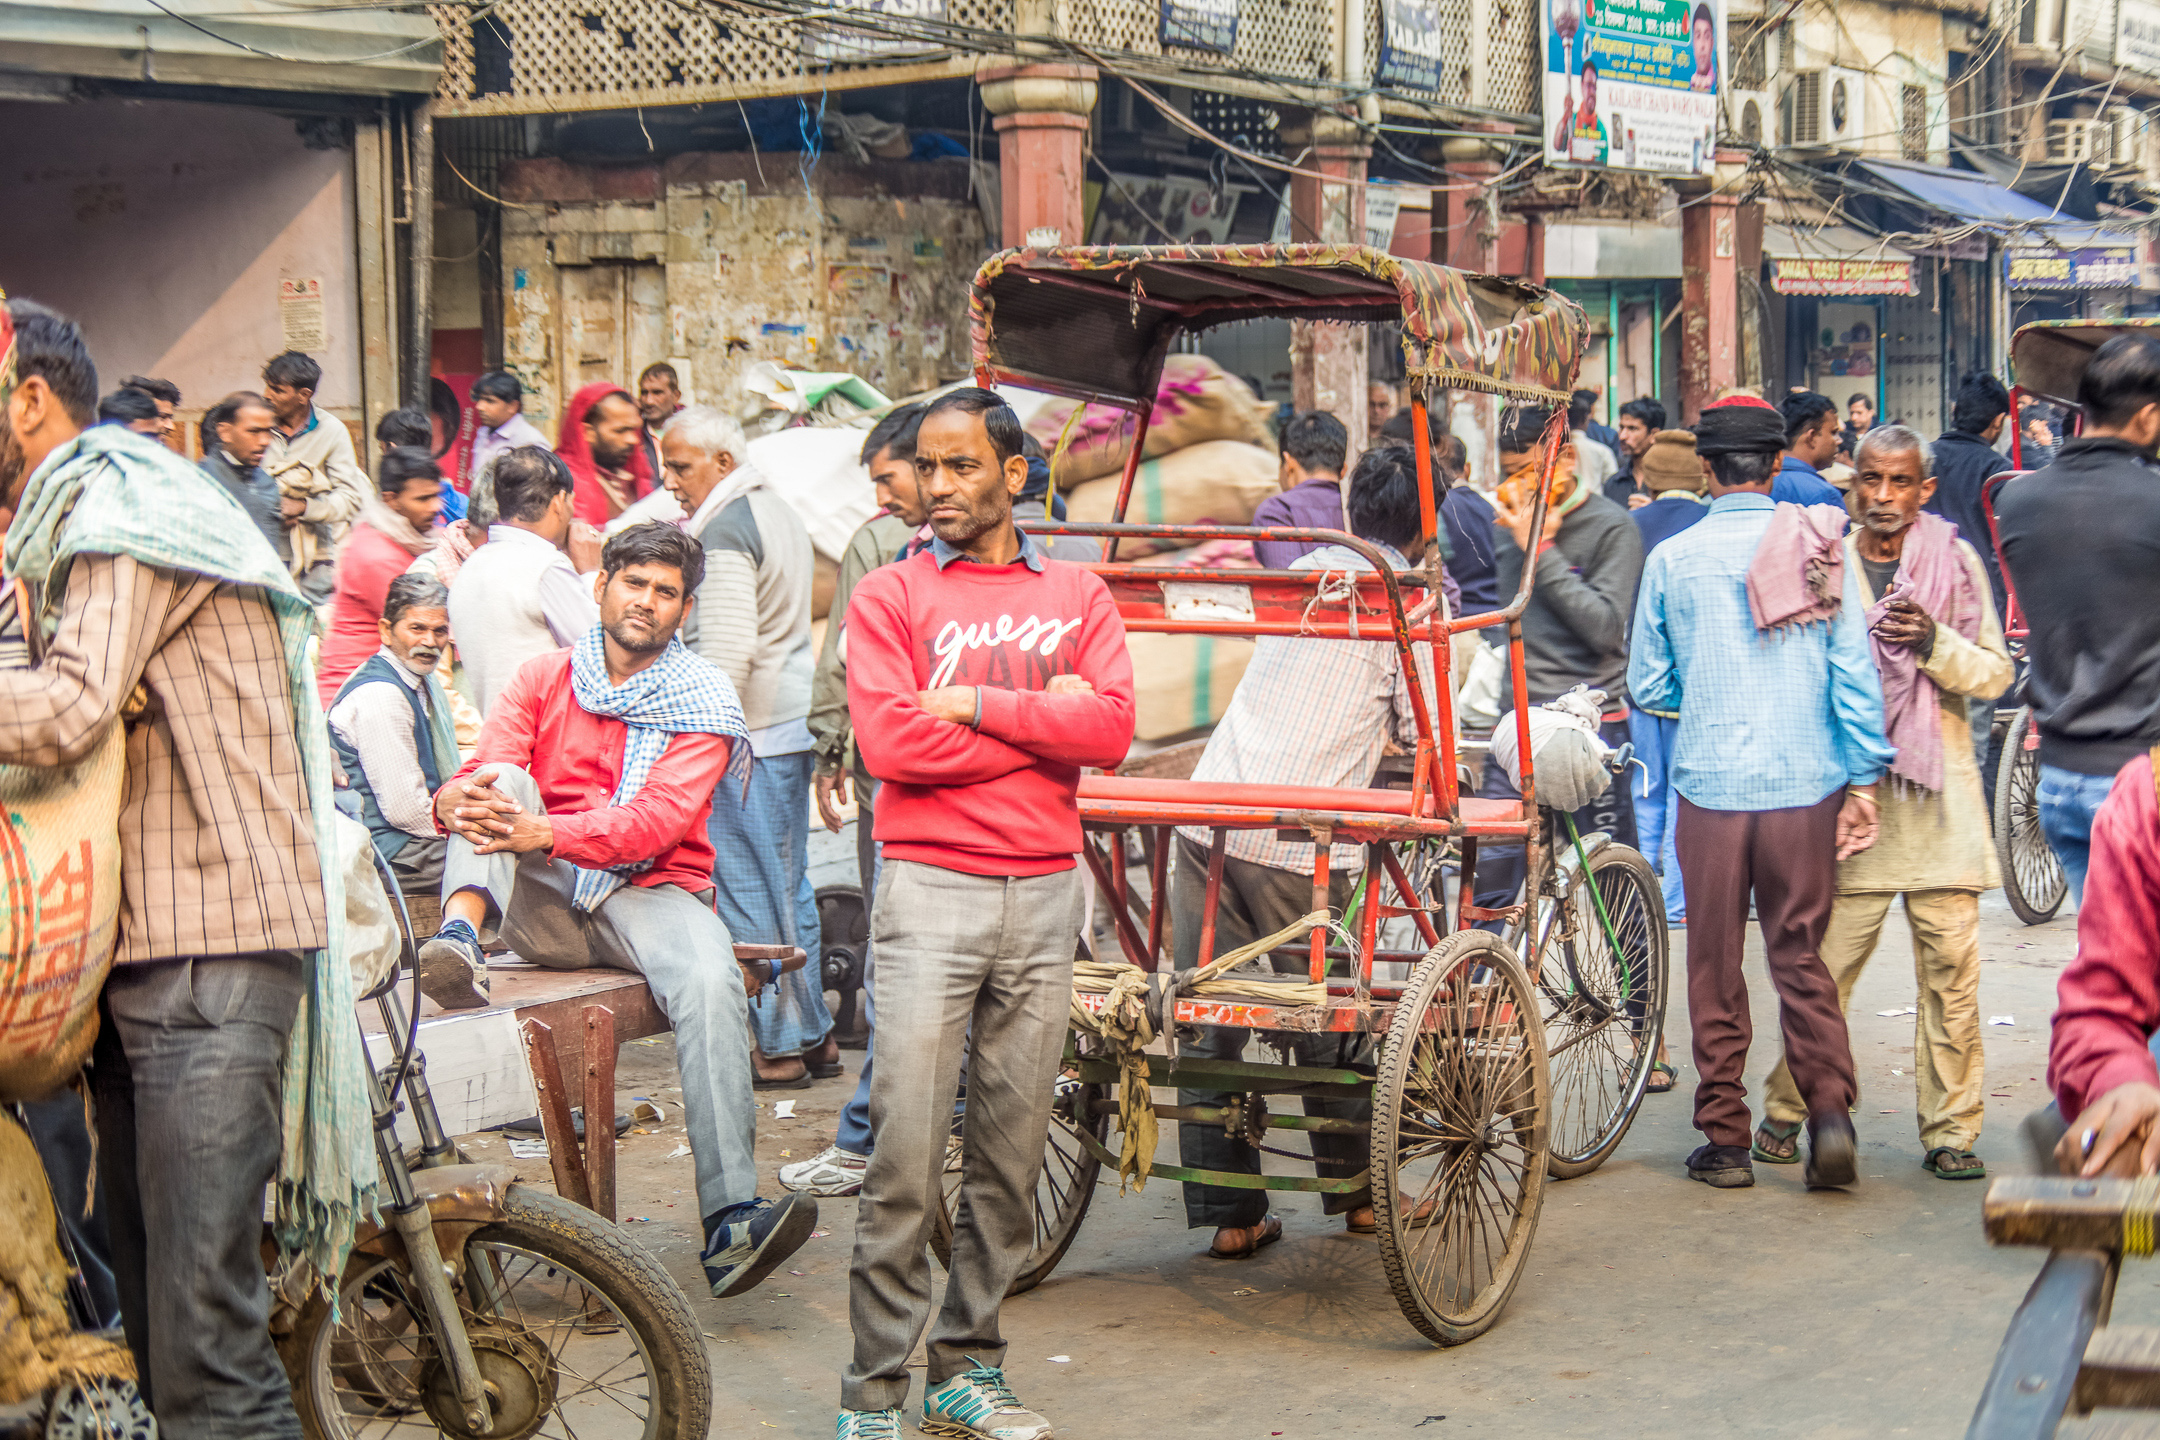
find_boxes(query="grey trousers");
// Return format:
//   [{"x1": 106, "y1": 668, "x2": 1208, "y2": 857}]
[
  {"x1": 92, "y1": 952, "x2": 306, "y2": 1440},
  {"x1": 443, "y1": 764, "x2": 758, "y2": 1225},
  {"x1": 842, "y1": 860, "x2": 1084, "y2": 1412},
  {"x1": 1169, "y1": 834, "x2": 1370, "y2": 1228}
]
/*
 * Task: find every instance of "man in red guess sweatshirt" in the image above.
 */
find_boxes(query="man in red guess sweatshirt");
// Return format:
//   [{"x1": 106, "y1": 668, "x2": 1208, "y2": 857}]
[{"x1": 838, "y1": 389, "x2": 1134, "y2": 1440}]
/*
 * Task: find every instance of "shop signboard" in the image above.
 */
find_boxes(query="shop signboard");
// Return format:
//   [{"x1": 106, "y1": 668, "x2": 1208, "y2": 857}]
[
  {"x1": 1376, "y1": 0, "x2": 1444, "y2": 91},
  {"x1": 802, "y1": 0, "x2": 947, "y2": 61},
  {"x1": 1542, "y1": 0, "x2": 1723, "y2": 176},
  {"x1": 1160, "y1": 0, "x2": 1238, "y2": 52},
  {"x1": 2004, "y1": 242, "x2": 2140, "y2": 290},
  {"x1": 1770, "y1": 256, "x2": 1918, "y2": 296},
  {"x1": 2121, "y1": 0, "x2": 2160, "y2": 77}
]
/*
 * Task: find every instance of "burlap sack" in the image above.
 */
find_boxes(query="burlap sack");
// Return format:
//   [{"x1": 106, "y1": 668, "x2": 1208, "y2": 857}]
[
  {"x1": 1032, "y1": 355, "x2": 1273, "y2": 489},
  {"x1": 0, "y1": 723, "x2": 123, "y2": 1104},
  {"x1": 0, "y1": 1118, "x2": 134, "y2": 1405},
  {"x1": 1065, "y1": 440, "x2": 1282, "y2": 557},
  {"x1": 1127, "y1": 631, "x2": 1256, "y2": 742}
]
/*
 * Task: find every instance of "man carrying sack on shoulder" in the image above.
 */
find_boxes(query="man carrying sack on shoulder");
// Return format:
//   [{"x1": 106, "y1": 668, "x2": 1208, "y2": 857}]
[{"x1": 0, "y1": 297, "x2": 374, "y2": 1440}]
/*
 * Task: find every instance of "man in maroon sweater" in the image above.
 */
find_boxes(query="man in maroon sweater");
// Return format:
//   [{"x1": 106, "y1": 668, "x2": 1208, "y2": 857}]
[
  {"x1": 2048, "y1": 748, "x2": 2160, "y2": 1176},
  {"x1": 838, "y1": 388, "x2": 1135, "y2": 1440}
]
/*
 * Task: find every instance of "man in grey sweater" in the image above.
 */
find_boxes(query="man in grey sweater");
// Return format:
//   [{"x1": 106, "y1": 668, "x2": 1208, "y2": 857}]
[
  {"x1": 1472, "y1": 407, "x2": 1645, "y2": 919},
  {"x1": 660, "y1": 405, "x2": 836, "y2": 1086}
]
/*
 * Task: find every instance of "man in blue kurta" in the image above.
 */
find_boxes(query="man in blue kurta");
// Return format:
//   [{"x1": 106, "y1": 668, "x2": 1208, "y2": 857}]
[{"x1": 1628, "y1": 395, "x2": 1895, "y2": 1193}]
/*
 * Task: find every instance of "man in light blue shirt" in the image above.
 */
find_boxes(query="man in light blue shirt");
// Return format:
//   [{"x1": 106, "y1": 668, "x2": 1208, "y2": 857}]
[
  {"x1": 1774, "y1": 391, "x2": 1847, "y2": 506},
  {"x1": 1628, "y1": 395, "x2": 1894, "y2": 1193}
]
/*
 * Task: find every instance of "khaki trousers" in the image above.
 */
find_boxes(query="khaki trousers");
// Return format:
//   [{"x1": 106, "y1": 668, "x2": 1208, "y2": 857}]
[{"x1": 1761, "y1": 888, "x2": 1985, "y2": 1151}]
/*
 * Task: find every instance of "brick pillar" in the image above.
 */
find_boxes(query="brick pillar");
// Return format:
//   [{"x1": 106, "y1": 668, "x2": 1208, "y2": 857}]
[
  {"x1": 1678, "y1": 150, "x2": 1761, "y2": 423},
  {"x1": 1283, "y1": 110, "x2": 1373, "y2": 456},
  {"x1": 1436, "y1": 126, "x2": 1513, "y2": 492},
  {"x1": 976, "y1": 63, "x2": 1097, "y2": 249}
]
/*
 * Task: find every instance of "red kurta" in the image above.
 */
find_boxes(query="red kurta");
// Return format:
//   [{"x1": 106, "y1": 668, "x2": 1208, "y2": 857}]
[
  {"x1": 437, "y1": 650, "x2": 732, "y2": 895},
  {"x1": 319, "y1": 519, "x2": 425, "y2": 706},
  {"x1": 2048, "y1": 752, "x2": 2160, "y2": 1119}
]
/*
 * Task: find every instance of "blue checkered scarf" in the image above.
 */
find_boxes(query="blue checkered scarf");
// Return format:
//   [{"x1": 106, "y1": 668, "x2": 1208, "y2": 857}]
[{"x1": 567, "y1": 625, "x2": 749, "y2": 910}]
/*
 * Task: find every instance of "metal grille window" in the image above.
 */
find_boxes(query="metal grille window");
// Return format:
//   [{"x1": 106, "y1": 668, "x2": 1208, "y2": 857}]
[
  {"x1": 1901, "y1": 83, "x2": 1928, "y2": 160},
  {"x1": 1732, "y1": 20, "x2": 1766, "y2": 90}
]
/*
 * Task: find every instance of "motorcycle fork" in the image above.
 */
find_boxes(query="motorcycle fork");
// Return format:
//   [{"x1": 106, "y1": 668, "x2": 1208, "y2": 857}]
[{"x1": 368, "y1": 1017, "x2": 493, "y2": 1431}]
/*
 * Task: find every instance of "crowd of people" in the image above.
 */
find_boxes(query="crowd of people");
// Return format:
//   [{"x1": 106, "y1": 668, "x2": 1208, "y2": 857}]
[{"x1": 16, "y1": 268, "x2": 2160, "y2": 1440}]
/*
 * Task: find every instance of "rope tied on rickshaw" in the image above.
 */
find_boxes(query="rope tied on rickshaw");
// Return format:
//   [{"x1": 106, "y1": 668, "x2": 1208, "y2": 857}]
[
  {"x1": 1070, "y1": 908, "x2": 1332, "y2": 1192},
  {"x1": 1301, "y1": 570, "x2": 1367, "y2": 640}
]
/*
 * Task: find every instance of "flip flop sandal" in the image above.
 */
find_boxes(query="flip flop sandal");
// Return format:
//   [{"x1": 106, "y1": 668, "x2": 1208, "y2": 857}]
[
  {"x1": 1646, "y1": 1061, "x2": 1679, "y2": 1095},
  {"x1": 753, "y1": 1070, "x2": 815, "y2": 1091},
  {"x1": 1924, "y1": 1146, "x2": 1987, "y2": 1180},
  {"x1": 1207, "y1": 1214, "x2": 1283, "y2": 1259},
  {"x1": 1751, "y1": 1119, "x2": 1803, "y2": 1165}
]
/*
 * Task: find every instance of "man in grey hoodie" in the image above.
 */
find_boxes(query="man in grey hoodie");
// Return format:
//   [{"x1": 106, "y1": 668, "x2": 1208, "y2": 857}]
[
  {"x1": 660, "y1": 405, "x2": 835, "y2": 1086},
  {"x1": 1472, "y1": 406, "x2": 1645, "y2": 917}
]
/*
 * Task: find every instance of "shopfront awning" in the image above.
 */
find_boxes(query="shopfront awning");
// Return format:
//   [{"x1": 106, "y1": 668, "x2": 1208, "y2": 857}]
[
  {"x1": 0, "y1": 0, "x2": 439, "y2": 97},
  {"x1": 1852, "y1": 159, "x2": 2146, "y2": 291},
  {"x1": 1764, "y1": 223, "x2": 1917, "y2": 296}
]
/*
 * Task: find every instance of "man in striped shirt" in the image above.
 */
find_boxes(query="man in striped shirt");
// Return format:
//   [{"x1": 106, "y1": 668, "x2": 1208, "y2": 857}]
[{"x1": 1173, "y1": 445, "x2": 1442, "y2": 1259}]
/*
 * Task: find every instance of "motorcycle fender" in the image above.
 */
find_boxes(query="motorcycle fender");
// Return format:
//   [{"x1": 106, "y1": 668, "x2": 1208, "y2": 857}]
[{"x1": 351, "y1": 1162, "x2": 519, "y2": 1268}]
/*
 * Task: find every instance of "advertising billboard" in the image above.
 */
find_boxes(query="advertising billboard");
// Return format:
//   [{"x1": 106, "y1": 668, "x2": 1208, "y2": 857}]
[{"x1": 1543, "y1": 0, "x2": 1723, "y2": 177}]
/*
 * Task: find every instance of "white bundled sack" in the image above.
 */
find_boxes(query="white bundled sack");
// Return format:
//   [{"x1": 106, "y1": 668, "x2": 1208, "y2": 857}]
[
  {"x1": 1488, "y1": 685, "x2": 1616, "y2": 814},
  {"x1": 334, "y1": 811, "x2": 404, "y2": 998}
]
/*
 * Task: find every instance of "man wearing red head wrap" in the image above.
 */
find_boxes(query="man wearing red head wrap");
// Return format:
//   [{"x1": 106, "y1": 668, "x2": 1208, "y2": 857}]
[{"x1": 555, "y1": 382, "x2": 654, "y2": 525}]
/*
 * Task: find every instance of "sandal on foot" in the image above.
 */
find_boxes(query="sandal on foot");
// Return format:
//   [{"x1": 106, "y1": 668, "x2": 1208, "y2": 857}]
[
  {"x1": 1646, "y1": 1061, "x2": 1678, "y2": 1095},
  {"x1": 1207, "y1": 1214, "x2": 1283, "y2": 1259},
  {"x1": 1752, "y1": 1119, "x2": 1802, "y2": 1165},
  {"x1": 1924, "y1": 1146, "x2": 1987, "y2": 1180}
]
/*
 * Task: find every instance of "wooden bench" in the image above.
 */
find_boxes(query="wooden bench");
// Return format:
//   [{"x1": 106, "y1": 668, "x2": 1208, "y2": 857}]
[{"x1": 371, "y1": 943, "x2": 801, "y2": 1223}]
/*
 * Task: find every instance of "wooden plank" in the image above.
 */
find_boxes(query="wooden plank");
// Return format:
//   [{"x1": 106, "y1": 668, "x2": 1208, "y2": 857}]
[
  {"x1": 520, "y1": 1018, "x2": 592, "y2": 1210},
  {"x1": 583, "y1": 1005, "x2": 616, "y2": 1223},
  {"x1": 1985, "y1": 1176, "x2": 2160, "y2": 1252},
  {"x1": 1968, "y1": 1249, "x2": 2114, "y2": 1440},
  {"x1": 2081, "y1": 1328, "x2": 2160, "y2": 1412}
]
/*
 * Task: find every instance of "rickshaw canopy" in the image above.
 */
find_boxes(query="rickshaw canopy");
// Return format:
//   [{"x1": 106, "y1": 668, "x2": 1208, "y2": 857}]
[
  {"x1": 969, "y1": 243, "x2": 1588, "y2": 409},
  {"x1": 2009, "y1": 317, "x2": 2160, "y2": 408}
]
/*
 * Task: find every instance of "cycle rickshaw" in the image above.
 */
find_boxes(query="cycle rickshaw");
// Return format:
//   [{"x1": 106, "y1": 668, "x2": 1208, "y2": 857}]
[
  {"x1": 1978, "y1": 319, "x2": 2160, "y2": 925},
  {"x1": 927, "y1": 243, "x2": 1670, "y2": 1346}
]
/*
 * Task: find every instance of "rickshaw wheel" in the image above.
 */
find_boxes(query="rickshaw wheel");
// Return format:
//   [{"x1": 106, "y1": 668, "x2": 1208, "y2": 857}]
[
  {"x1": 930, "y1": 1072, "x2": 1106, "y2": 1295},
  {"x1": 1995, "y1": 706, "x2": 2067, "y2": 925},
  {"x1": 1372, "y1": 929, "x2": 1551, "y2": 1347},
  {"x1": 1538, "y1": 845, "x2": 1669, "y2": 1179}
]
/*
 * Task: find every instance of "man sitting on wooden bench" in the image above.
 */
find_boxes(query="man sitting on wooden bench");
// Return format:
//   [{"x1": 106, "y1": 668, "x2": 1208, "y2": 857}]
[{"x1": 418, "y1": 521, "x2": 818, "y2": 1298}]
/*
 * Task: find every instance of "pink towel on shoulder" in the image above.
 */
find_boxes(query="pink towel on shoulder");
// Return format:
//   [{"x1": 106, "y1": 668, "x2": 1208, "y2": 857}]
[
  {"x1": 1867, "y1": 512, "x2": 1981, "y2": 794},
  {"x1": 1746, "y1": 502, "x2": 1850, "y2": 634}
]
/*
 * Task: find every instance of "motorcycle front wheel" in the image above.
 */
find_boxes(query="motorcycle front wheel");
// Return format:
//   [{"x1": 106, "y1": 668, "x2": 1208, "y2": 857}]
[{"x1": 284, "y1": 1184, "x2": 711, "y2": 1440}]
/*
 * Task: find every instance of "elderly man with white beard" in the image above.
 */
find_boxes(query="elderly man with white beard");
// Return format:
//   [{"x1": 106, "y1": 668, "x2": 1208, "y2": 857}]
[{"x1": 328, "y1": 572, "x2": 461, "y2": 892}]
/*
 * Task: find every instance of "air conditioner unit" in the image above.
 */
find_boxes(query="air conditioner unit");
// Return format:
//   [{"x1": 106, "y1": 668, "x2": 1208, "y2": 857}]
[
  {"x1": 1785, "y1": 67, "x2": 1866, "y2": 149},
  {"x1": 2046, "y1": 117, "x2": 2110, "y2": 163},
  {"x1": 2106, "y1": 106, "x2": 2150, "y2": 170},
  {"x1": 1728, "y1": 89, "x2": 1773, "y2": 147}
]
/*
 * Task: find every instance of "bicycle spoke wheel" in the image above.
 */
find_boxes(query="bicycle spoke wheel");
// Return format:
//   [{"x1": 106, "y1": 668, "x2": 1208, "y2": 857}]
[
  {"x1": 1538, "y1": 845, "x2": 1669, "y2": 1178},
  {"x1": 1372, "y1": 929, "x2": 1550, "y2": 1347},
  {"x1": 290, "y1": 1185, "x2": 709, "y2": 1440},
  {"x1": 930, "y1": 1071, "x2": 1105, "y2": 1295},
  {"x1": 1996, "y1": 706, "x2": 2066, "y2": 925}
]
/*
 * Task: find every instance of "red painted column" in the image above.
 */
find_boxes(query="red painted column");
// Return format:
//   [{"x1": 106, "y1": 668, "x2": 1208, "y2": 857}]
[
  {"x1": 1438, "y1": 124, "x2": 1510, "y2": 273},
  {"x1": 1284, "y1": 110, "x2": 1373, "y2": 455},
  {"x1": 976, "y1": 63, "x2": 1097, "y2": 248},
  {"x1": 1678, "y1": 149, "x2": 1761, "y2": 422}
]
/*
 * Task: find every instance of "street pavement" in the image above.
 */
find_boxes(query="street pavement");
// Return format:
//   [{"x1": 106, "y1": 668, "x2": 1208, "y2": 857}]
[{"x1": 462, "y1": 874, "x2": 2117, "y2": 1439}]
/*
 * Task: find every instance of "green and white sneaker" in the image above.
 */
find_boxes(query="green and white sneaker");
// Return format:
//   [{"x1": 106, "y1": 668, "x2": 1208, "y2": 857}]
[
  {"x1": 835, "y1": 1407, "x2": 902, "y2": 1440},
  {"x1": 921, "y1": 1363, "x2": 1054, "y2": 1440}
]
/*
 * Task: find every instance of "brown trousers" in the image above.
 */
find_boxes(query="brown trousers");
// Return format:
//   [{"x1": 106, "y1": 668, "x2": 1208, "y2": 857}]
[{"x1": 1675, "y1": 791, "x2": 1858, "y2": 1148}]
